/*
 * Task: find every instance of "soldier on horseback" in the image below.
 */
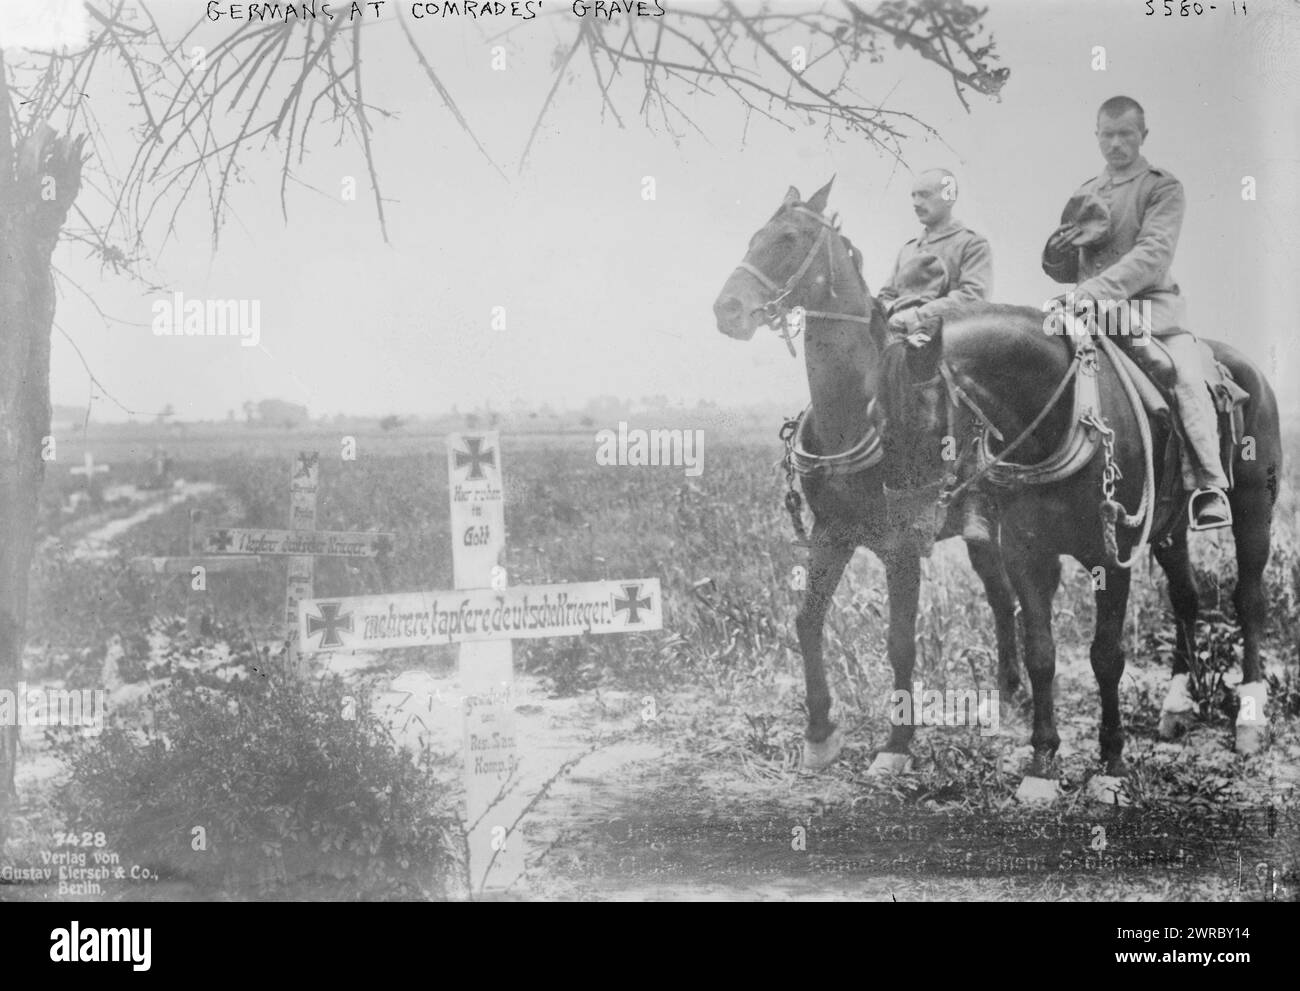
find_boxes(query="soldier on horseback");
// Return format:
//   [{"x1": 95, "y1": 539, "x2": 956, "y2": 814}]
[
  {"x1": 1040, "y1": 95, "x2": 1232, "y2": 531},
  {"x1": 878, "y1": 167, "x2": 999, "y2": 542},
  {"x1": 879, "y1": 168, "x2": 993, "y2": 330}
]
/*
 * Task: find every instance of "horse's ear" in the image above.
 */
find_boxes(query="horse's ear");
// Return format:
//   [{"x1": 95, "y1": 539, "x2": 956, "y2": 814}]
[
  {"x1": 771, "y1": 186, "x2": 801, "y2": 220},
  {"x1": 806, "y1": 175, "x2": 836, "y2": 214}
]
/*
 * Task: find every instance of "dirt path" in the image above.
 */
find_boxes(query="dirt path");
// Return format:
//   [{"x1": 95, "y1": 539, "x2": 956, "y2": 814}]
[
  {"x1": 46, "y1": 481, "x2": 218, "y2": 561},
  {"x1": 14, "y1": 482, "x2": 222, "y2": 796},
  {"x1": 507, "y1": 641, "x2": 1298, "y2": 901}
]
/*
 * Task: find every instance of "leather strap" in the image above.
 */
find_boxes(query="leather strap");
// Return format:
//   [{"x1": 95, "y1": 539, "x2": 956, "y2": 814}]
[{"x1": 959, "y1": 324, "x2": 1102, "y2": 489}]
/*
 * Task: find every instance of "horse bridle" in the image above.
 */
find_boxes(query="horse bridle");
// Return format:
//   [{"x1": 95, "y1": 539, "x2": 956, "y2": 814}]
[
  {"x1": 739, "y1": 207, "x2": 974, "y2": 491},
  {"x1": 730, "y1": 205, "x2": 876, "y2": 356},
  {"x1": 735, "y1": 205, "x2": 887, "y2": 480}
]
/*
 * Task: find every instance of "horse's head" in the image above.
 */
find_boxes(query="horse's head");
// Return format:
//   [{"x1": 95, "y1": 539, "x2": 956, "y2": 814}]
[{"x1": 712, "y1": 178, "x2": 844, "y2": 341}]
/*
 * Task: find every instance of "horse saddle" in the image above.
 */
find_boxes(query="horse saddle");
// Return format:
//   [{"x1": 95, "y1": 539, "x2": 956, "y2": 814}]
[
  {"x1": 1105, "y1": 336, "x2": 1249, "y2": 489},
  {"x1": 967, "y1": 319, "x2": 1248, "y2": 497}
]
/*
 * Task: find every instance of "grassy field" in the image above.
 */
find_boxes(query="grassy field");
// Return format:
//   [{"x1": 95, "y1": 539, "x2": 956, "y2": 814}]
[{"x1": 7, "y1": 425, "x2": 1300, "y2": 900}]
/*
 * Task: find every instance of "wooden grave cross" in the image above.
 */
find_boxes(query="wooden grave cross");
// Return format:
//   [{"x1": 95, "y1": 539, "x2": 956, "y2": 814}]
[
  {"x1": 129, "y1": 508, "x2": 268, "y2": 638},
  {"x1": 70, "y1": 452, "x2": 110, "y2": 496},
  {"x1": 70, "y1": 451, "x2": 110, "y2": 484},
  {"x1": 188, "y1": 451, "x2": 395, "y2": 673},
  {"x1": 296, "y1": 432, "x2": 663, "y2": 896}
]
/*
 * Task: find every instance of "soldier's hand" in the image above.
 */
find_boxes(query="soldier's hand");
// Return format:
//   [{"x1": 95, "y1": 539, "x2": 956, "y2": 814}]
[
  {"x1": 888, "y1": 308, "x2": 922, "y2": 333},
  {"x1": 1048, "y1": 225, "x2": 1077, "y2": 251}
]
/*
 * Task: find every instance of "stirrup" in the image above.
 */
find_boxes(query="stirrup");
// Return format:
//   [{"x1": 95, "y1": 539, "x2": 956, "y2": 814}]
[{"x1": 1188, "y1": 487, "x2": 1232, "y2": 532}]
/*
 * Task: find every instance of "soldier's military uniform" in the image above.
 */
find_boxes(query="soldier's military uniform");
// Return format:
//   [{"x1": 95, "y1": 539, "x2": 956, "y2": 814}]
[
  {"x1": 880, "y1": 218, "x2": 996, "y2": 541},
  {"x1": 1042, "y1": 156, "x2": 1228, "y2": 493},
  {"x1": 878, "y1": 219, "x2": 993, "y2": 321}
]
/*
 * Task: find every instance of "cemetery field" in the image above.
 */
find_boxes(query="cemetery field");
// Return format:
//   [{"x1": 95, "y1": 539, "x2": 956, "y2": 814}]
[{"x1": 7, "y1": 433, "x2": 1300, "y2": 901}]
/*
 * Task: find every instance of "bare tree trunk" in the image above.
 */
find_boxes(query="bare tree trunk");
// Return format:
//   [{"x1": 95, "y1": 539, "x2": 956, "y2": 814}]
[{"x1": 0, "y1": 49, "x2": 85, "y2": 844}]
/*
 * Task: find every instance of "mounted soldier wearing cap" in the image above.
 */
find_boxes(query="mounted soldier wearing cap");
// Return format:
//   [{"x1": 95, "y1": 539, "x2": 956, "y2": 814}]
[
  {"x1": 1041, "y1": 95, "x2": 1231, "y2": 530},
  {"x1": 878, "y1": 168, "x2": 997, "y2": 542},
  {"x1": 714, "y1": 163, "x2": 1281, "y2": 779}
]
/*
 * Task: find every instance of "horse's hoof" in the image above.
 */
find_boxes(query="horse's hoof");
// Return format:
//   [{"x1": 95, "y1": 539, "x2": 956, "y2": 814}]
[
  {"x1": 1158, "y1": 710, "x2": 1195, "y2": 740},
  {"x1": 866, "y1": 751, "x2": 914, "y2": 776},
  {"x1": 802, "y1": 727, "x2": 844, "y2": 772},
  {"x1": 1159, "y1": 673, "x2": 1195, "y2": 740},
  {"x1": 1084, "y1": 774, "x2": 1131, "y2": 806},
  {"x1": 1235, "y1": 723, "x2": 1266, "y2": 756},
  {"x1": 1015, "y1": 776, "x2": 1061, "y2": 804}
]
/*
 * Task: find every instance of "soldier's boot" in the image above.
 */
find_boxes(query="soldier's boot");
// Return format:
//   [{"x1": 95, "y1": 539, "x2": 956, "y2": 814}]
[
  {"x1": 1163, "y1": 335, "x2": 1232, "y2": 531},
  {"x1": 958, "y1": 489, "x2": 998, "y2": 545}
]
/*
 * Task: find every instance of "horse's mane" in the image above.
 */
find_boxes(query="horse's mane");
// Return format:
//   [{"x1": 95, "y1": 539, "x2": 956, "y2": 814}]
[
  {"x1": 877, "y1": 336, "x2": 918, "y2": 440},
  {"x1": 834, "y1": 229, "x2": 893, "y2": 352},
  {"x1": 824, "y1": 223, "x2": 912, "y2": 420},
  {"x1": 840, "y1": 233, "x2": 867, "y2": 292}
]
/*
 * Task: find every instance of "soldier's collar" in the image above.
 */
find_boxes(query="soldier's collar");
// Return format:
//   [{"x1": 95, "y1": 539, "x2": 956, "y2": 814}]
[
  {"x1": 1102, "y1": 155, "x2": 1150, "y2": 187},
  {"x1": 918, "y1": 218, "x2": 963, "y2": 243}
]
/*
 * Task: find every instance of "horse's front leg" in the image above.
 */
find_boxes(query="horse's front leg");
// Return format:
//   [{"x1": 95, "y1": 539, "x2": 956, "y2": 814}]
[
  {"x1": 1153, "y1": 529, "x2": 1199, "y2": 739},
  {"x1": 796, "y1": 533, "x2": 855, "y2": 770},
  {"x1": 1089, "y1": 564, "x2": 1132, "y2": 780},
  {"x1": 1002, "y1": 533, "x2": 1063, "y2": 798},
  {"x1": 869, "y1": 550, "x2": 921, "y2": 775},
  {"x1": 966, "y1": 540, "x2": 1022, "y2": 697}
]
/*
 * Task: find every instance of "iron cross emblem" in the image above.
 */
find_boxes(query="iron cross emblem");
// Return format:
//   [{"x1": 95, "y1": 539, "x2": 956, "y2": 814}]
[
  {"x1": 306, "y1": 602, "x2": 354, "y2": 648},
  {"x1": 207, "y1": 529, "x2": 234, "y2": 552},
  {"x1": 454, "y1": 437, "x2": 496, "y2": 481},
  {"x1": 613, "y1": 584, "x2": 652, "y2": 624}
]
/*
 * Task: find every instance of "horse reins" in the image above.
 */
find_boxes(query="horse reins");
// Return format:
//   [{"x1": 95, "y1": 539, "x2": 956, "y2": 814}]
[{"x1": 935, "y1": 348, "x2": 1084, "y2": 508}]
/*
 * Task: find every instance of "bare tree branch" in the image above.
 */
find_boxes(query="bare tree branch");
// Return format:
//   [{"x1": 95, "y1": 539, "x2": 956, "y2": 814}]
[
  {"x1": 518, "y1": 0, "x2": 1005, "y2": 170},
  {"x1": 4, "y1": 0, "x2": 1006, "y2": 273}
]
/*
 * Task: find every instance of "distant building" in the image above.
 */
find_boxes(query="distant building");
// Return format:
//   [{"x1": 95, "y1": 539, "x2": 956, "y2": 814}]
[{"x1": 255, "y1": 399, "x2": 310, "y2": 429}]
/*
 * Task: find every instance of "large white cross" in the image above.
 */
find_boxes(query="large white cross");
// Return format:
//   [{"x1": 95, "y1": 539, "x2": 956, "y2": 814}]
[{"x1": 297, "y1": 432, "x2": 663, "y2": 897}]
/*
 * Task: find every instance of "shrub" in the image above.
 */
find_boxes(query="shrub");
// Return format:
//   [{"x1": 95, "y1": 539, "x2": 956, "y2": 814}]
[{"x1": 53, "y1": 665, "x2": 456, "y2": 900}]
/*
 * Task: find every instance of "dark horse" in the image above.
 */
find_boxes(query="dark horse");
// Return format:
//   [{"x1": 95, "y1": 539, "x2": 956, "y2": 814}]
[{"x1": 712, "y1": 179, "x2": 1281, "y2": 795}]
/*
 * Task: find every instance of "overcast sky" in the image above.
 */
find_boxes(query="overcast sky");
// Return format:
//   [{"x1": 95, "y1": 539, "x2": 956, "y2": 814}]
[{"x1": 14, "y1": 0, "x2": 1298, "y2": 421}]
